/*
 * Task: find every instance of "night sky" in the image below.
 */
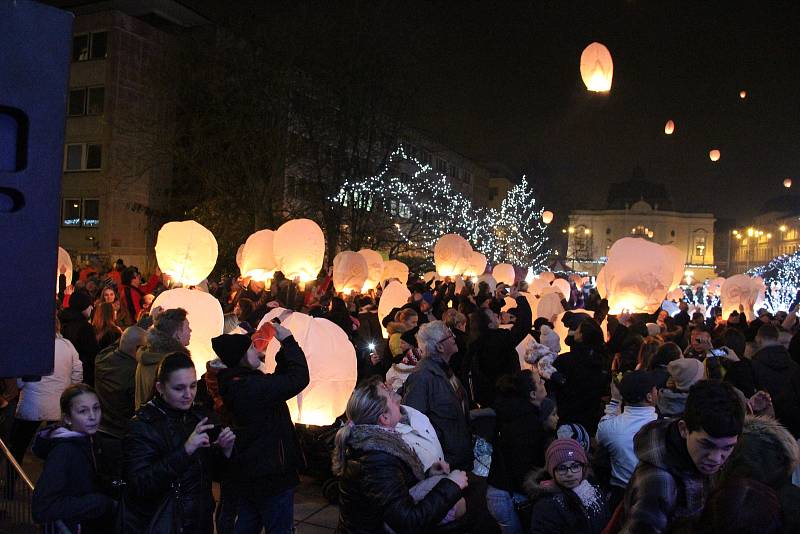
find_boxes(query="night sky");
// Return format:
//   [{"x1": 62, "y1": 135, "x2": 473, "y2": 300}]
[{"x1": 188, "y1": 1, "x2": 800, "y2": 223}]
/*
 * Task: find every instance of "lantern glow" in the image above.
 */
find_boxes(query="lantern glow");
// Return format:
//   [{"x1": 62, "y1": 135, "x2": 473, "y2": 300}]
[
  {"x1": 434, "y1": 234, "x2": 472, "y2": 276},
  {"x1": 542, "y1": 210, "x2": 554, "y2": 224},
  {"x1": 783, "y1": 178, "x2": 792, "y2": 188},
  {"x1": 493, "y1": 263, "x2": 516, "y2": 286},
  {"x1": 332, "y1": 251, "x2": 369, "y2": 295},
  {"x1": 580, "y1": 42, "x2": 613, "y2": 92},
  {"x1": 381, "y1": 259, "x2": 409, "y2": 285},
  {"x1": 357, "y1": 249, "x2": 385, "y2": 291},
  {"x1": 273, "y1": 219, "x2": 325, "y2": 282},
  {"x1": 57, "y1": 246, "x2": 72, "y2": 293},
  {"x1": 240, "y1": 229, "x2": 276, "y2": 282},
  {"x1": 709, "y1": 149, "x2": 721, "y2": 162},
  {"x1": 664, "y1": 120, "x2": 675, "y2": 135},
  {"x1": 378, "y1": 281, "x2": 412, "y2": 338},
  {"x1": 155, "y1": 220, "x2": 218, "y2": 286}
]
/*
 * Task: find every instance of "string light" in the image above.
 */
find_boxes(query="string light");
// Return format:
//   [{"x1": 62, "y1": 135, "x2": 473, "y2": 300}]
[
  {"x1": 747, "y1": 250, "x2": 800, "y2": 312},
  {"x1": 333, "y1": 146, "x2": 552, "y2": 269}
]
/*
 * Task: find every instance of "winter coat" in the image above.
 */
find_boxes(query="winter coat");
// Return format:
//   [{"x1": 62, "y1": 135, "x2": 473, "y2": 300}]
[
  {"x1": 16, "y1": 335, "x2": 82, "y2": 421},
  {"x1": 621, "y1": 418, "x2": 709, "y2": 533},
  {"x1": 750, "y1": 343, "x2": 800, "y2": 437},
  {"x1": 655, "y1": 388, "x2": 688, "y2": 418},
  {"x1": 134, "y1": 328, "x2": 189, "y2": 409},
  {"x1": 469, "y1": 329, "x2": 523, "y2": 408},
  {"x1": 402, "y1": 357, "x2": 473, "y2": 471},
  {"x1": 395, "y1": 405, "x2": 446, "y2": 472},
  {"x1": 217, "y1": 335, "x2": 309, "y2": 498},
  {"x1": 120, "y1": 274, "x2": 160, "y2": 320},
  {"x1": 524, "y1": 468, "x2": 608, "y2": 534},
  {"x1": 31, "y1": 427, "x2": 115, "y2": 533},
  {"x1": 94, "y1": 343, "x2": 137, "y2": 439},
  {"x1": 123, "y1": 396, "x2": 219, "y2": 533},
  {"x1": 550, "y1": 345, "x2": 611, "y2": 435},
  {"x1": 336, "y1": 425, "x2": 462, "y2": 534},
  {"x1": 59, "y1": 307, "x2": 99, "y2": 386},
  {"x1": 716, "y1": 415, "x2": 800, "y2": 534},
  {"x1": 487, "y1": 394, "x2": 548, "y2": 494}
]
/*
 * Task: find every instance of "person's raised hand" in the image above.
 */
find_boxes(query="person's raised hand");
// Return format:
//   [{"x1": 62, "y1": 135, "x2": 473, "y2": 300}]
[
  {"x1": 184, "y1": 417, "x2": 213, "y2": 455},
  {"x1": 215, "y1": 427, "x2": 236, "y2": 458},
  {"x1": 448, "y1": 470, "x2": 469, "y2": 490},
  {"x1": 273, "y1": 322, "x2": 293, "y2": 342}
]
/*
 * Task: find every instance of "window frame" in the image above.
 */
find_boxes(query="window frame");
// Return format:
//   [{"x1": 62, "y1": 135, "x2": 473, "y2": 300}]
[
  {"x1": 72, "y1": 31, "x2": 109, "y2": 62},
  {"x1": 62, "y1": 198, "x2": 83, "y2": 227},
  {"x1": 63, "y1": 143, "x2": 103, "y2": 172}
]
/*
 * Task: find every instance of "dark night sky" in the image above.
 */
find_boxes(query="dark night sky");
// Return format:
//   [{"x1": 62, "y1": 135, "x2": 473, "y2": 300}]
[{"x1": 187, "y1": 0, "x2": 800, "y2": 223}]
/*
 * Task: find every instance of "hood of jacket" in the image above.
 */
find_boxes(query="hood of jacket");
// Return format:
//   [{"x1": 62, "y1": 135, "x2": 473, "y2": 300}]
[
  {"x1": 634, "y1": 418, "x2": 697, "y2": 476},
  {"x1": 138, "y1": 328, "x2": 188, "y2": 365},
  {"x1": 718, "y1": 415, "x2": 800, "y2": 489},
  {"x1": 657, "y1": 387, "x2": 688, "y2": 416},
  {"x1": 753, "y1": 344, "x2": 794, "y2": 371},
  {"x1": 386, "y1": 321, "x2": 411, "y2": 335},
  {"x1": 523, "y1": 467, "x2": 560, "y2": 501},
  {"x1": 31, "y1": 425, "x2": 90, "y2": 460}
]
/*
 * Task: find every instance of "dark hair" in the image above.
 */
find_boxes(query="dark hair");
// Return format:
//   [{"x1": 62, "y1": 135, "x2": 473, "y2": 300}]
[
  {"x1": 684, "y1": 380, "x2": 744, "y2": 438},
  {"x1": 721, "y1": 328, "x2": 746, "y2": 358},
  {"x1": 60, "y1": 383, "x2": 97, "y2": 416},
  {"x1": 236, "y1": 298, "x2": 254, "y2": 320},
  {"x1": 121, "y1": 266, "x2": 139, "y2": 285},
  {"x1": 326, "y1": 297, "x2": 354, "y2": 336},
  {"x1": 757, "y1": 324, "x2": 780, "y2": 340},
  {"x1": 691, "y1": 478, "x2": 782, "y2": 534},
  {"x1": 156, "y1": 352, "x2": 195, "y2": 384},
  {"x1": 649, "y1": 342, "x2": 682, "y2": 370},
  {"x1": 496, "y1": 370, "x2": 536, "y2": 398},
  {"x1": 154, "y1": 308, "x2": 188, "y2": 337},
  {"x1": 577, "y1": 318, "x2": 604, "y2": 349}
]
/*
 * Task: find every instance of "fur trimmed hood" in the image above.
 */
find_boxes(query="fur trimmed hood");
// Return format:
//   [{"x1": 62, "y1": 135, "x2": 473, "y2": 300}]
[
  {"x1": 523, "y1": 467, "x2": 558, "y2": 501},
  {"x1": 138, "y1": 328, "x2": 188, "y2": 366},
  {"x1": 718, "y1": 415, "x2": 800, "y2": 489},
  {"x1": 386, "y1": 321, "x2": 412, "y2": 335}
]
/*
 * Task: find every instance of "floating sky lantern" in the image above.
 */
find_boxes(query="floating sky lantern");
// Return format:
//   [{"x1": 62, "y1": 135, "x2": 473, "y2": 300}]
[
  {"x1": 709, "y1": 149, "x2": 721, "y2": 162},
  {"x1": 664, "y1": 120, "x2": 675, "y2": 135},
  {"x1": 332, "y1": 251, "x2": 369, "y2": 295},
  {"x1": 542, "y1": 210, "x2": 554, "y2": 224},
  {"x1": 155, "y1": 220, "x2": 218, "y2": 286},
  {"x1": 552, "y1": 278, "x2": 571, "y2": 300},
  {"x1": 378, "y1": 281, "x2": 411, "y2": 338},
  {"x1": 240, "y1": 229, "x2": 276, "y2": 282},
  {"x1": 739, "y1": 90, "x2": 747, "y2": 99},
  {"x1": 784, "y1": 178, "x2": 792, "y2": 188},
  {"x1": 259, "y1": 308, "x2": 356, "y2": 426},
  {"x1": 358, "y1": 249, "x2": 385, "y2": 291},
  {"x1": 493, "y1": 263, "x2": 516, "y2": 286},
  {"x1": 580, "y1": 42, "x2": 613, "y2": 92},
  {"x1": 434, "y1": 234, "x2": 472, "y2": 277},
  {"x1": 56, "y1": 246, "x2": 72, "y2": 293},
  {"x1": 235, "y1": 244, "x2": 245, "y2": 270},
  {"x1": 382, "y1": 259, "x2": 409, "y2": 285},
  {"x1": 463, "y1": 251, "x2": 488, "y2": 278},
  {"x1": 273, "y1": 218, "x2": 325, "y2": 282},
  {"x1": 152, "y1": 288, "x2": 224, "y2": 374}
]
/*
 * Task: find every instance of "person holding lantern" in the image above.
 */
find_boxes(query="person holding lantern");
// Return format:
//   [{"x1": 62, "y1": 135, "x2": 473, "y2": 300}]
[{"x1": 214, "y1": 321, "x2": 309, "y2": 534}]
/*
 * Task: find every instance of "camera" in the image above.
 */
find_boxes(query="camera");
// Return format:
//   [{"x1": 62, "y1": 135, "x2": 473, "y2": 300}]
[{"x1": 709, "y1": 348, "x2": 727, "y2": 358}]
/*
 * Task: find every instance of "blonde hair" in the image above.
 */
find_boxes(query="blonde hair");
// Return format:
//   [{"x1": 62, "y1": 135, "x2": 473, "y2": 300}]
[
  {"x1": 331, "y1": 377, "x2": 389, "y2": 476},
  {"x1": 442, "y1": 309, "x2": 466, "y2": 330}
]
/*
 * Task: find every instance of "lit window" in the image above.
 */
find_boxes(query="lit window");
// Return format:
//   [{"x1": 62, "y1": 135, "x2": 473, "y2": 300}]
[
  {"x1": 83, "y1": 199, "x2": 100, "y2": 227},
  {"x1": 62, "y1": 198, "x2": 82, "y2": 227}
]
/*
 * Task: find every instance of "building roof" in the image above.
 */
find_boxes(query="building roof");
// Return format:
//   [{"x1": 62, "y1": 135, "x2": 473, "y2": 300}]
[
  {"x1": 606, "y1": 178, "x2": 673, "y2": 210},
  {"x1": 44, "y1": 0, "x2": 211, "y2": 29}
]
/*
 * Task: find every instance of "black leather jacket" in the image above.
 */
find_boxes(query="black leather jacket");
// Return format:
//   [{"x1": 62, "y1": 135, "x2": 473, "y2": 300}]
[
  {"x1": 123, "y1": 396, "x2": 219, "y2": 533},
  {"x1": 337, "y1": 447, "x2": 462, "y2": 533}
]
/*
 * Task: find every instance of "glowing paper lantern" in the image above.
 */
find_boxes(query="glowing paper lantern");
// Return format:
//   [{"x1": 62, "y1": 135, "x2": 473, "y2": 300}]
[
  {"x1": 530, "y1": 277, "x2": 551, "y2": 296},
  {"x1": 707, "y1": 277, "x2": 726, "y2": 297},
  {"x1": 423, "y1": 271, "x2": 442, "y2": 284},
  {"x1": 57, "y1": 246, "x2": 72, "y2": 292},
  {"x1": 539, "y1": 271, "x2": 556, "y2": 284},
  {"x1": 235, "y1": 244, "x2": 244, "y2": 270},
  {"x1": 599, "y1": 238, "x2": 684, "y2": 314},
  {"x1": 378, "y1": 281, "x2": 411, "y2": 338},
  {"x1": 664, "y1": 120, "x2": 675, "y2": 135},
  {"x1": 382, "y1": 259, "x2": 409, "y2": 285},
  {"x1": 709, "y1": 149, "x2": 721, "y2": 162},
  {"x1": 525, "y1": 267, "x2": 536, "y2": 285},
  {"x1": 332, "y1": 251, "x2": 369, "y2": 295},
  {"x1": 240, "y1": 229, "x2": 276, "y2": 281},
  {"x1": 667, "y1": 287, "x2": 685, "y2": 302},
  {"x1": 155, "y1": 220, "x2": 218, "y2": 286},
  {"x1": 542, "y1": 211, "x2": 554, "y2": 224},
  {"x1": 434, "y1": 234, "x2": 472, "y2": 276},
  {"x1": 783, "y1": 178, "x2": 792, "y2": 189},
  {"x1": 501, "y1": 296, "x2": 517, "y2": 313},
  {"x1": 358, "y1": 249, "x2": 385, "y2": 291},
  {"x1": 552, "y1": 278, "x2": 571, "y2": 300},
  {"x1": 536, "y1": 292, "x2": 565, "y2": 321},
  {"x1": 739, "y1": 90, "x2": 747, "y2": 99},
  {"x1": 720, "y1": 274, "x2": 766, "y2": 318},
  {"x1": 259, "y1": 308, "x2": 356, "y2": 426},
  {"x1": 463, "y1": 251, "x2": 488, "y2": 278},
  {"x1": 580, "y1": 42, "x2": 613, "y2": 92},
  {"x1": 273, "y1": 218, "x2": 325, "y2": 282},
  {"x1": 152, "y1": 288, "x2": 224, "y2": 374},
  {"x1": 552, "y1": 309, "x2": 607, "y2": 355},
  {"x1": 493, "y1": 263, "x2": 516, "y2": 286},
  {"x1": 478, "y1": 273, "x2": 497, "y2": 293}
]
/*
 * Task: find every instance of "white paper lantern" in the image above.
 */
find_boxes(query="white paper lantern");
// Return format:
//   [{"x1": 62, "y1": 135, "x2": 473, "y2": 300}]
[
  {"x1": 539, "y1": 271, "x2": 556, "y2": 283},
  {"x1": 478, "y1": 273, "x2": 497, "y2": 294},
  {"x1": 707, "y1": 277, "x2": 726, "y2": 297},
  {"x1": 536, "y1": 292, "x2": 565, "y2": 321},
  {"x1": 155, "y1": 220, "x2": 218, "y2": 286},
  {"x1": 333, "y1": 251, "x2": 369, "y2": 295},
  {"x1": 783, "y1": 178, "x2": 792, "y2": 189},
  {"x1": 273, "y1": 218, "x2": 325, "y2": 282},
  {"x1": 423, "y1": 271, "x2": 442, "y2": 284},
  {"x1": 530, "y1": 277, "x2": 551, "y2": 296},
  {"x1": 501, "y1": 296, "x2": 518, "y2": 313},
  {"x1": 552, "y1": 278, "x2": 571, "y2": 300},
  {"x1": 667, "y1": 287, "x2": 685, "y2": 302},
  {"x1": 259, "y1": 308, "x2": 356, "y2": 426},
  {"x1": 235, "y1": 244, "x2": 245, "y2": 270},
  {"x1": 580, "y1": 42, "x2": 613, "y2": 92},
  {"x1": 382, "y1": 259, "x2": 409, "y2": 285},
  {"x1": 600, "y1": 238, "x2": 684, "y2": 314},
  {"x1": 57, "y1": 246, "x2": 72, "y2": 292},
  {"x1": 378, "y1": 281, "x2": 411, "y2": 338},
  {"x1": 720, "y1": 274, "x2": 767, "y2": 318},
  {"x1": 463, "y1": 251, "x2": 488, "y2": 278},
  {"x1": 542, "y1": 211, "x2": 554, "y2": 224},
  {"x1": 709, "y1": 149, "x2": 721, "y2": 162},
  {"x1": 358, "y1": 249, "x2": 385, "y2": 291},
  {"x1": 664, "y1": 120, "x2": 675, "y2": 135},
  {"x1": 434, "y1": 234, "x2": 472, "y2": 276},
  {"x1": 493, "y1": 263, "x2": 516, "y2": 286},
  {"x1": 152, "y1": 288, "x2": 224, "y2": 374},
  {"x1": 240, "y1": 229, "x2": 276, "y2": 282}
]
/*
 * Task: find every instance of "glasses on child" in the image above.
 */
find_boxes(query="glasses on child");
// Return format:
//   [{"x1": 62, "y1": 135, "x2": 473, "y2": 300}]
[{"x1": 554, "y1": 462, "x2": 584, "y2": 475}]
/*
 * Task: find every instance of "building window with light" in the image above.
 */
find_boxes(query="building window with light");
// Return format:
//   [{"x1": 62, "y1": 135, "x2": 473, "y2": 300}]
[
  {"x1": 72, "y1": 31, "x2": 108, "y2": 62},
  {"x1": 62, "y1": 198, "x2": 100, "y2": 227},
  {"x1": 693, "y1": 231, "x2": 707, "y2": 258}
]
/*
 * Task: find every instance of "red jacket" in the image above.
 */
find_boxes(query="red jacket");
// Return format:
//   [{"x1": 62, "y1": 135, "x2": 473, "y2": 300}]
[{"x1": 120, "y1": 274, "x2": 160, "y2": 319}]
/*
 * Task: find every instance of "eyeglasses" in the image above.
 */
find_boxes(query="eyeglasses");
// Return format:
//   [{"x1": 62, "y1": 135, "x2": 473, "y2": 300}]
[
  {"x1": 554, "y1": 462, "x2": 584, "y2": 475},
  {"x1": 436, "y1": 333, "x2": 455, "y2": 344}
]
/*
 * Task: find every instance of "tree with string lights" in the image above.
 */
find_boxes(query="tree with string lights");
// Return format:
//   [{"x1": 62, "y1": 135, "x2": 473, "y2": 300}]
[{"x1": 747, "y1": 250, "x2": 800, "y2": 312}]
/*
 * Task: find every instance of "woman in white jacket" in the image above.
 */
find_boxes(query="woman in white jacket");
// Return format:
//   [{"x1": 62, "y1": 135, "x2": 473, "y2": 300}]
[{"x1": 9, "y1": 316, "x2": 83, "y2": 463}]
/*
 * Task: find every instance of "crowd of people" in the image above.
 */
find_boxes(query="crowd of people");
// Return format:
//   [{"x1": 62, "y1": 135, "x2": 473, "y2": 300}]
[{"x1": 2, "y1": 256, "x2": 800, "y2": 533}]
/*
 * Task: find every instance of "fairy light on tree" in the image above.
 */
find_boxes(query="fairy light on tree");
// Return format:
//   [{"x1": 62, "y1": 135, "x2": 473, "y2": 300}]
[{"x1": 748, "y1": 251, "x2": 800, "y2": 312}]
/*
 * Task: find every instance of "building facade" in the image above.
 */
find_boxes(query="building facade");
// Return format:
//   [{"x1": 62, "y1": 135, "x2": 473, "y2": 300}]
[
  {"x1": 728, "y1": 198, "x2": 800, "y2": 274},
  {"x1": 566, "y1": 199, "x2": 717, "y2": 280}
]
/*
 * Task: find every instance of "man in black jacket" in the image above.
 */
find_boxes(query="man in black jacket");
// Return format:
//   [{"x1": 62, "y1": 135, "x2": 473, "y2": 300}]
[
  {"x1": 751, "y1": 324, "x2": 800, "y2": 437},
  {"x1": 59, "y1": 290, "x2": 99, "y2": 386},
  {"x1": 214, "y1": 323, "x2": 309, "y2": 534}
]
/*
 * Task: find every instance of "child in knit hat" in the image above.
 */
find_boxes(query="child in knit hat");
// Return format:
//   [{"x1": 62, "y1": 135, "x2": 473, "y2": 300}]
[
  {"x1": 657, "y1": 358, "x2": 705, "y2": 418},
  {"x1": 525, "y1": 438, "x2": 609, "y2": 533}
]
